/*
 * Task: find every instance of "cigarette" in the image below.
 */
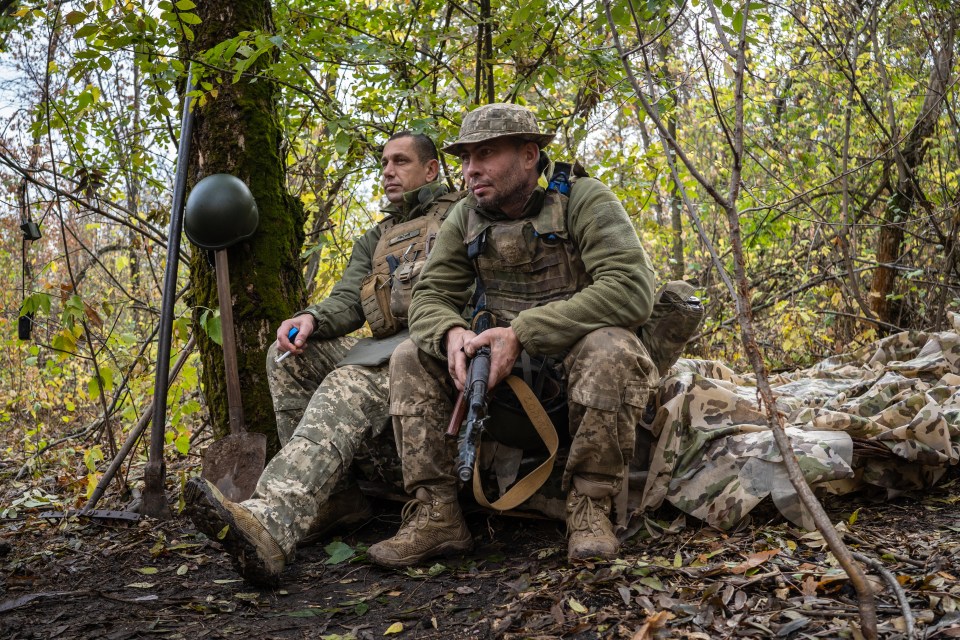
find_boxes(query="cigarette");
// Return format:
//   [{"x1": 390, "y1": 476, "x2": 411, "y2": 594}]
[{"x1": 274, "y1": 326, "x2": 300, "y2": 364}]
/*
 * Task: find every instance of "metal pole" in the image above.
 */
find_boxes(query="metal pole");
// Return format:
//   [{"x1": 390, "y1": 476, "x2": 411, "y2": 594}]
[{"x1": 141, "y1": 64, "x2": 197, "y2": 518}]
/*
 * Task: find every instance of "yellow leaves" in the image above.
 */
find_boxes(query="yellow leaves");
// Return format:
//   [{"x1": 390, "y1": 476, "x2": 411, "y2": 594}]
[
  {"x1": 83, "y1": 445, "x2": 103, "y2": 474},
  {"x1": 85, "y1": 472, "x2": 99, "y2": 499},
  {"x1": 568, "y1": 597, "x2": 587, "y2": 614},
  {"x1": 384, "y1": 622, "x2": 403, "y2": 635}
]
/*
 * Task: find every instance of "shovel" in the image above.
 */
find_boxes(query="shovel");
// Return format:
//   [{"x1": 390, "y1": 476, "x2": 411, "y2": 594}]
[{"x1": 200, "y1": 248, "x2": 266, "y2": 502}]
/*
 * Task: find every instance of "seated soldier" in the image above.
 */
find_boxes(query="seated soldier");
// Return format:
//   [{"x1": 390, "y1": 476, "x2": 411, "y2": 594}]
[
  {"x1": 367, "y1": 103, "x2": 660, "y2": 567},
  {"x1": 184, "y1": 132, "x2": 462, "y2": 585}
]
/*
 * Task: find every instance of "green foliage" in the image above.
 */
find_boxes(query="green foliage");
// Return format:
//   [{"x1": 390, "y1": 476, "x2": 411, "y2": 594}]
[{"x1": 0, "y1": 0, "x2": 956, "y2": 509}]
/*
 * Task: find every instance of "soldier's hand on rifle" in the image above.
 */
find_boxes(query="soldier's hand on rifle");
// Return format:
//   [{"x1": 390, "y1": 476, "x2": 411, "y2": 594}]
[
  {"x1": 277, "y1": 315, "x2": 315, "y2": 356},
  {"x1": 464, "y1": 326, "x2": 521, "y2": 390},
  {"x1": 445, "y1": 326, "x2": 476, "y2": 391}
]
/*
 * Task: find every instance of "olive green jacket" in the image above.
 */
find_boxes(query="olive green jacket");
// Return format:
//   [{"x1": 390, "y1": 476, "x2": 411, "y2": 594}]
[
  {"x1": 297, "y1": 180, "x2": 448, "y2": 338},
  {"x1": 409, "y1": 164, "x2": 657, "y2": 359}
]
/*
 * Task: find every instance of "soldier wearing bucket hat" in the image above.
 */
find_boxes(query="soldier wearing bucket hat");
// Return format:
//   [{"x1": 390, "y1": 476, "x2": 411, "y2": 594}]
[
  {"x1": 368, "y1": 103, "x2": 660, "y2": 567},
  {"x1": 441, "y1": 102, "x2": 555, "y2": 154}
]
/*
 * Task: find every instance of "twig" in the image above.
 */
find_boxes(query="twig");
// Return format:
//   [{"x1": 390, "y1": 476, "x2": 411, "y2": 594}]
[
  {"x1": 853, "y1": 551, "x2": 916, "y2": 640},
  {"x1": 601, "y1": 3, "x2": 878, "y2": 637}
]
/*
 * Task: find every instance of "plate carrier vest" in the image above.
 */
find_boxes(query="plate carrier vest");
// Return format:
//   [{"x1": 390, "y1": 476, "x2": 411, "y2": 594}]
[
  {"x1": 361, "y1": 189, "x2": 464, "y2": 338},
  {"x1": 462, "y1": 162, "x2": 591, "y2": 322}
]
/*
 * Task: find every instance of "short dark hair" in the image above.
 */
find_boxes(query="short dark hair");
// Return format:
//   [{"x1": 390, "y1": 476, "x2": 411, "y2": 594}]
[{"x1": 387, "y1": 131, "x2": 438, "y2": 163}]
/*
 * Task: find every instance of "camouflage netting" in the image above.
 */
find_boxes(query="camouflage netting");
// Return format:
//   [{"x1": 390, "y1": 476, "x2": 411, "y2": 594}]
[{"x1": 635, "y1": 312, "x2": 960, "y2": 532}]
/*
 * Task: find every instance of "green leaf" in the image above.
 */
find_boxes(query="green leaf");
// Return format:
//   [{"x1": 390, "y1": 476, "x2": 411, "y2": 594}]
[
  {"x1": 74, "y1": 23, "x2": 98, "y2": 38},
  {"x1": 175, "y1": 0, "x2": 196, "y2": 8},
  {"x1": 174, "y1": 430, "x2": 190, "y2": 455},
  {"x1": 324, "y1": 540, "x2": 355, "y2": 565},
  {"x1": 21, "y1": 292, "x2": 52, "y2": 316},
  {"x1": 637, "y1": 575, "x2": 665, "y2": 591},
  {"x1": 65, "y1": 10, "x2": 87, "y2": 25},
  {"x1": 732, "y1": 9, "x2": 744, "y2": 34},
  {"x1": 200, "y1": 309, "x2": 222, "y2": 346},
  {"x1": 178, "y1": 12, "x2": 202, "y2": 25},
  {"x1": 88, "y1": 375, "x2": 102, "y2": 400},
  {"x1": 334, "y1": 130, "x2": 352, "y2": 156}
]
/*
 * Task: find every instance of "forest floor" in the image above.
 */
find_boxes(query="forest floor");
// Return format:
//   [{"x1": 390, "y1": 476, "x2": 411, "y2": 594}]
[{"x1": 2, "y1": 463, "x2": 960, "y2": 640}]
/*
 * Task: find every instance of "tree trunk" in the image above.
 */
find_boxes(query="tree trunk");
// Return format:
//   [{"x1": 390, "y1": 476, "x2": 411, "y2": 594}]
[
  {"x1": 869, "y1": 16, "x2": 955, "y2": 324},
  {"x1": 188, "y1": 0, "x2": 306, "y2": 455},
  {"x1": 667, "y1": 115, "x2": 684, "y2": 280}
]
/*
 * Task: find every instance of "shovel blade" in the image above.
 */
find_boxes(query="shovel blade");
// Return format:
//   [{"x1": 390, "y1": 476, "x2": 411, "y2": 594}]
[{"x1": 201, "y1": 433, "x2": 267, "y2": 502}]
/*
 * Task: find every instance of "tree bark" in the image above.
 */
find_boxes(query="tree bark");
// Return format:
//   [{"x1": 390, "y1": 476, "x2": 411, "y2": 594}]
[
  {"x1": 189, "y1": 0, "x2": 306, "y2": 455},
  {"x1": 869, "y1": 16, "x2": 955, "y2": 324}
]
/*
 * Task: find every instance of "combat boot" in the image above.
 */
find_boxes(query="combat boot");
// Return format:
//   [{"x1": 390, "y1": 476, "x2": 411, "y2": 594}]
[
  {"x1": 566, "y1": 477, "x2": 619, "y2": 562},
  {"x1": 299, "y1": 481, "x2": 374, "y2": 546},
  {"x1": 367, "y1": 487, "x2": 472, "y2": 568},
  {"x1": 184, "y1": 477, "x2": 285, "y2": 587}
]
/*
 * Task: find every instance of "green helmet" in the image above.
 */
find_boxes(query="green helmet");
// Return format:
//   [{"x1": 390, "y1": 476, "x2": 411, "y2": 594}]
[
  {"x1": 442, "y1": 103, "x2": 555, "y2": 155},
  {"x1": 184, "y1": 174, "x2": 259, "y2": 250}
]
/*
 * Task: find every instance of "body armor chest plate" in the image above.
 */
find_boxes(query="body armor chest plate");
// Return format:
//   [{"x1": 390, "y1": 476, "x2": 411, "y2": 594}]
[{"x1": 465, "y1": 187, "x2": 591, "y2": 323}]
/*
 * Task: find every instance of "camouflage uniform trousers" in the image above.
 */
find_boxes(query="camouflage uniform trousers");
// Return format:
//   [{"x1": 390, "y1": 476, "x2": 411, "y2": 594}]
[
  {"x1": 266, "y1": 336, "x2": 357, "y2": 445},
  {"x1": 389, "y1": 327, "x2": 658, "y2": 503},
  {"x1": 243, "y1": 359, "x2": 390, "y2": 558}
]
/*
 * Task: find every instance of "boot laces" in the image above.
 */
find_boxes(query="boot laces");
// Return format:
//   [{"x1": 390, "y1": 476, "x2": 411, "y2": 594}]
[
  {"x1": 397, "y1": 498, "x2": 432, "y2": 536},
  {"x1": 569, "y1": 492, "x2": 603, "y2": 534}
]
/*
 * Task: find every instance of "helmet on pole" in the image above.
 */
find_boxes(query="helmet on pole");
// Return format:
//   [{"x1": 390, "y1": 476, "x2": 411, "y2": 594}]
[{"x1": 184, "y1": 174, "x2": 259, "y2": 250}]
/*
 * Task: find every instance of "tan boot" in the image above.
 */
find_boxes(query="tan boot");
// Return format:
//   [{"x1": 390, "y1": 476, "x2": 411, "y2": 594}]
[
  {"x1": 367, "y1": 488, "x2": 472, "y2": 568},
  {"x1": 566, "y1": 479, "x2": 619, "y2": 562},
  {"x1": 299, "y1": 482, "x2": 373, "y2": 547},
  {"x1": 184, "y1": 477, "x2": 285, "y2": 587}
]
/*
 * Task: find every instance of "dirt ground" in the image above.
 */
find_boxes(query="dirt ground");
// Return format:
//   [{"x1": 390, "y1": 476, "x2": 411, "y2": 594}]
[{"x1": 3, "y1": 470, "x2": 960, "y2": 640}]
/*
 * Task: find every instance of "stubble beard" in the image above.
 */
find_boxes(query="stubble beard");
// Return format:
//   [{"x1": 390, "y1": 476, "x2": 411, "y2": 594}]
[{"x1": 474, "y1": 154, "x2": 531, "y2": 215}]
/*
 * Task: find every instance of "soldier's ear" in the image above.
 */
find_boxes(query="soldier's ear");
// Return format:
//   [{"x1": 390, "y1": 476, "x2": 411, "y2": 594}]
[
  {"x1": 426, "y1": 158, "x2": 440, "y2": 181},
  {"x1": 521, "y1": 141, "x2": 539, "y2": 170}
]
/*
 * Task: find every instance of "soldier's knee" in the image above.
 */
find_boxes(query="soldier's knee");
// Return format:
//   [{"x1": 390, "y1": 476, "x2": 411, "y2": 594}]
[
  {"x1": 389, "y1": 339, "x2": 420, "y2": 377},
  {"x1": 579, "y1": 327, "x2": 643, "y2": 360},
  {"x1": 266, "y1": 341, "x2": 281, "y2": 368}
]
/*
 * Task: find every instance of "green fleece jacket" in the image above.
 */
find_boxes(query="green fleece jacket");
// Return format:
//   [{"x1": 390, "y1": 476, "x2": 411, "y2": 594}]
[
  {"x1": 409, "y1": 164, "x2": 657, "y2": 359},
  {"x1": 297, "y1": 180, "x2": 448, "y2": 338}
]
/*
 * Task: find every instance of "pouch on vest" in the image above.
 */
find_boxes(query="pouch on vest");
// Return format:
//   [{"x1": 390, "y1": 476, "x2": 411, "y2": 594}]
[
  {"x1": 638, "y1": 280, "x2": 704, "y2": 377},
  {"x1": 361, "y1": 272, "x2": 402, "y2": 338},
  {"x1": 389, "y1": 257, "x2": 427, "y2": 324}
]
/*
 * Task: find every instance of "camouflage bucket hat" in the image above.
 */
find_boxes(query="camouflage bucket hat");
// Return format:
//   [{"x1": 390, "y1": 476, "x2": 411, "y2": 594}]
[{"x1": 442, "y1": 103, "x2": 555, "y2": 155}]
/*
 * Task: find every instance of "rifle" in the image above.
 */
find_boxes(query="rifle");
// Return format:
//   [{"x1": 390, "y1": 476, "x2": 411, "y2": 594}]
[{"x1": 445, "y1": 310, "x2": 494, "y2": 482}]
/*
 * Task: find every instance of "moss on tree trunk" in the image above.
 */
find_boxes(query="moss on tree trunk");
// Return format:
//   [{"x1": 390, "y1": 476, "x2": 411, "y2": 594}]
[{"x1": 186, "y1": 0, "x2": 305, "y2": 455}]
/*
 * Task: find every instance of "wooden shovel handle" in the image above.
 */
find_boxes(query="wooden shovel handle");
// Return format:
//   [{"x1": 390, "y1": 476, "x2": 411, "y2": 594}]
[{"x1": 215, "y1": 249, "x2": 245, "y2": 435}]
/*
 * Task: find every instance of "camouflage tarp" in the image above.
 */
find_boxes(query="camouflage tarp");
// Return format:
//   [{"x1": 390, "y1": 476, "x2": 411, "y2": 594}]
[{"x1": 635, "y1": 312, "x2": 960, "y2": 531}]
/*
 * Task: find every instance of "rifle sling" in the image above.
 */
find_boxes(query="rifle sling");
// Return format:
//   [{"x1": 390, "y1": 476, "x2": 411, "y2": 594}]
[{"x1": 471, "y1": 375, "x2": 558, "y2": 511}]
